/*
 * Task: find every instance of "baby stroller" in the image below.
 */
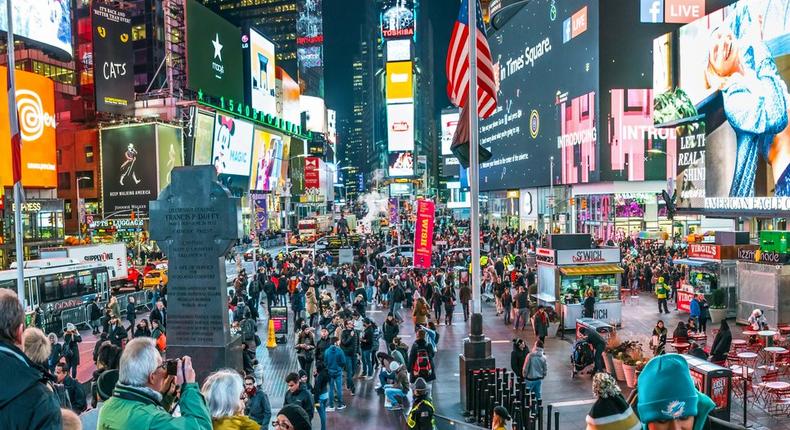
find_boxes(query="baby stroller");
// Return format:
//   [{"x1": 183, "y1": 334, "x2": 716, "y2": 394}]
[{"x1": 571, "y1": 339, "x2": 595, "y2": 378}]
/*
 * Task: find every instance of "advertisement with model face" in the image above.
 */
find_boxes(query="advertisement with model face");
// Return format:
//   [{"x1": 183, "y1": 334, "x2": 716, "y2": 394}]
[
  {"x1": 101, "y1": 124, "x2": 159, "y2": 217},
  {"x1": 92, "y1": 3, "x2": 134, "y2": 115},
  {"x1": 250, "y1": 128, "x2": 285, "y2": 192},
  {"x1": 388, "y1": 151, "x2": 415, "y2": 177},
  {"x1": 653, "y1": 0, "x2": 790, "y2": 213},
  {"x1": 0, "y1": 67, "x2": 57, "y2": 188},
  {"x1": 212, "y1": 114, "x2": 254, "y2": 177}
]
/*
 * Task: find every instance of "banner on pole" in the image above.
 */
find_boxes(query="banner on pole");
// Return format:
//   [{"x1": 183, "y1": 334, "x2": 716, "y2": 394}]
[
  {"x1": 388, "y1": 197, "x2": 399, "y2": 225},
  {"x1": 252, "y1": 193, "x2": 268, "y2": 236},
  {"x1": 413, "y1": 199, "x2": 435, "y2": 269}
]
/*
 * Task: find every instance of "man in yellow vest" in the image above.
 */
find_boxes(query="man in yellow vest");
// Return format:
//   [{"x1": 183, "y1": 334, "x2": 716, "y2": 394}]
[{"x1": 655, "y1": 277, "x2": 670, "y2": 314}]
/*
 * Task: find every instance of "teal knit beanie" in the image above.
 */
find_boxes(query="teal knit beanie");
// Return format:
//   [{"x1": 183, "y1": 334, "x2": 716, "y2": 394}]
[{"x1": 637, "y1": 354, "x2": 698, "y2": 424}]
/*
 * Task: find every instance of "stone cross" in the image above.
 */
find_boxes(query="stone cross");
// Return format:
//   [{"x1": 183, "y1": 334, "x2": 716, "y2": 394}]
[{"x1": 149, "y1": 166, "x2": 242, "y2": 381}]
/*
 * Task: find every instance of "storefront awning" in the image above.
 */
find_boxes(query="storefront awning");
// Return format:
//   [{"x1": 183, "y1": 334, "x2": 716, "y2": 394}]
[
  {"x1": 560, "y1": 265, "x2": 624, "y2": 276},
  {"x1": 673, "y1": 258, "x2": 718, "y2": 268}
]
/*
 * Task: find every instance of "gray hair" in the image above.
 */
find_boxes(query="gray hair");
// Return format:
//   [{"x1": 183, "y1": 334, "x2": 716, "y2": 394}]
[
  {"x1": 119, "y1": 337, "x2": 161, "y2": 386},
  {"x1": 201, "y1": 369, "x2": 244, "y2": 419}
]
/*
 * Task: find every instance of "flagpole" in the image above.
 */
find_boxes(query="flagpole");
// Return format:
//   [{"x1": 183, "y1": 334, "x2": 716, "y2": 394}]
[
  {"x1": 6, "y1": 0, "x2": 24, "y2": 307},
  {"x1": 467, "y1": 0, "x2": 482, "y2": 315}
]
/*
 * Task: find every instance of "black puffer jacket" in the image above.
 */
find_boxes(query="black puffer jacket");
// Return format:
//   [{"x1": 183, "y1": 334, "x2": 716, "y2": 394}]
[
  {"x1": 0, "y1": 341, "x2": 61, "y2": 430},
  {"x1": 510, "y1": 340, "x2": 529, "y2": 379}
]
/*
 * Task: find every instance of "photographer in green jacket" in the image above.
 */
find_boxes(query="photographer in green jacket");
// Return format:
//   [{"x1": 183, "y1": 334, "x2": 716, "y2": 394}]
[{"x1": 97, "y1": 338, "x2": 212, "y2": 430}]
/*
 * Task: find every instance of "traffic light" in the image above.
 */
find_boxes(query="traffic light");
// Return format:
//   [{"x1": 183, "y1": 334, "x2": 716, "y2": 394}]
[{"x1": 569, "y1": 198, "x2": 575, "y2": 206}]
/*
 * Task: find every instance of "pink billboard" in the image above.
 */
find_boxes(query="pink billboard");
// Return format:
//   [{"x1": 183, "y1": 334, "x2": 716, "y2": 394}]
[{"x1": 412, "y1": 199, "x2": 435, "y2": 269}]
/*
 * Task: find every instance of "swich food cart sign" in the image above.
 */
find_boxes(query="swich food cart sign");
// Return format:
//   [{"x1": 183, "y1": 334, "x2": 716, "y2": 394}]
[{"x1": 556, "y1": 248, "x2": 620, "y2": 265}]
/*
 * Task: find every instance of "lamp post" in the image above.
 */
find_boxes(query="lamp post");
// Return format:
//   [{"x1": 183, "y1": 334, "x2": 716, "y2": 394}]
[{"x1": 76, "y1": 176, "x2": 91, "y2": 242}]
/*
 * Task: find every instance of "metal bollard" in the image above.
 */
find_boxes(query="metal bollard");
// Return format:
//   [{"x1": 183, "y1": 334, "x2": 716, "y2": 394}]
[
  {"x1": 480, "y1": 387, "x2": 489, "y2": 425},
  {"x1": 554, "y1": 411, "x2": 560, "y2": 430},
  {"x1": 547, "y1": 404, "x2": 553, "y2": 430},
  {"x1": 536, "y1": 401, "x2": 543, "y2": 430},
  {"x1": 512, "y1": 400, "x2": 522, "y2": 430}
]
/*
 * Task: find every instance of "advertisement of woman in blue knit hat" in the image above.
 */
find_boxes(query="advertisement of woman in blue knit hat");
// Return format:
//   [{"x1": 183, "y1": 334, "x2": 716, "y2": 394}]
[{"x1": 653, "y1": 0, "x2": 790, "y2": 211}]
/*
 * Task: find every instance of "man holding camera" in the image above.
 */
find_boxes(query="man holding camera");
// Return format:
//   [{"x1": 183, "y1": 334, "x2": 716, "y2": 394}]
[{"x1": 97, "y1": 337, "x2": 212, "y2": 430}]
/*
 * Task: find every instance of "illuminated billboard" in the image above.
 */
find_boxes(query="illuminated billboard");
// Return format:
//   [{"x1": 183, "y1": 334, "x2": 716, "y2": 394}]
[
  {"x1": 276, "y1": 67, "x2": 301, "y2": 125},
  {"x1": 388, "y1": 151, "x2": 415, "y2": 177},
  {"x1": 441, "y1": 109, "x2": 460, "y2": 156},
  {"x1": 192, "y1": 110, "x2": 215, "y2": 165},
  {"x1": 92, "y1": 3, "x2": 135, "y2": 115},
  {"x1": 478, "y1": 0, "x2": 600, "y2": 191},
  {"x1": 250, "y1": 128, "x2": 285, "y2": 192},
  {"x1": 381, "y1": 0, "x2": 415, "y2": 39},
  {"x1": 300, "y1": 95, "x2": 327, "y2": 133},
  {"x1": 297, "y1": 0, "x2": 324, "y2": 97},
  {"x1": 386, "y1": 61, "x2": 413, "y2": 103},
  {"x1": 100, "y1": 124, "x2": 159, "y2": 216},
  {"x1": 245, "y1": 28, "x2": 277, "y2": 117},
  {"x1": 0, "y1": 67, "x2": 57, "y2": 188},
  {"x1": 186, "y1": 0, "x2": 244, "y2": 102},
  {"x1": 652, "y1": 0, "x2": 790, "y2": 213},
  {"x1": 212, "y1": 114, "x2": 254, "y2": 177},
  {"x1": 386, "y1": 39, "x2": 411, "y2": 62},
  {"x1": 387, "y1": 103, "x2": 414, "y2": 151},
  {"x1": 156, "y1": 125, "x2": 184, "y2": 191},
  {"x1": 0, "y1": 0, "x2": 72, "y2": 59}
]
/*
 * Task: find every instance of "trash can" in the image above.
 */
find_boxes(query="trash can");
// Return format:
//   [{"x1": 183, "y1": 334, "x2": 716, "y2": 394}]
[
  {"x1": 681, "y1": 354, "x2": 732, "y2": 421},
  {"x1": 576, "y1": 318, "x2": 614, "y2": 341}
]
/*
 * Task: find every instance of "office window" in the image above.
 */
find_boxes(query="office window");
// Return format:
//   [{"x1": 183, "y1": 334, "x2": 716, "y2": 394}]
[
  {"x1": 85, "y1": 145, "x2": 94, "y2": 163},
  {"x1": 57, "y1": 172, "x2": 71, "y2": 190},
  {"x1": 56, "y1": 149, "x2": 62, "y2": 165},
  {"x1": 76, "y1": 171, "x2": 94, "y2": 188}
]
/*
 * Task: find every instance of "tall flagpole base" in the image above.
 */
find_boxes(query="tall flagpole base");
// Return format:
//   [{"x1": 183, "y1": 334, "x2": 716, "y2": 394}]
[{"x1": 460, "y1": 312, "x2": 495, "y2": 414}]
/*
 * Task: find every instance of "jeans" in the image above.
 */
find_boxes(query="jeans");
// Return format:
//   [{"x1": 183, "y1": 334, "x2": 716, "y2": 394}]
[
  {"x1": 462, "y1": 301, "x2": 470, "y2": 321},
  {"x1": 298, "y1": 356, "x2": 314, "y2": 385},
  {"x1": 526, "y1": 379, "x2": 543, "y2": 400},
  {"x1": 393, "y1": 302, "x2": 403, "y2": 320},
  {"x1": 384, "y1": 385, "x2": 405, "y2": 406},
  {"x1": 503, "y1": 304, "x2": 512, "y2": 324},
  {"x1": 362, "y1": 349, "x2": 374, "y2": 377},
  {"x1": 328, "y1": 373, "x2": 344, "y2": 407},
  {"x1": 366, "y1": 286, "x2": 374, "y2": 304},
  {"x1": 514, "y1": 308, "x2": 529, "y2": 330},
  {"x1": 318, "y1": 394, "x2": 328, "y2": 430},
  {"x1": 344, "y1": 354, "x2": 357, "y2": 392},
  {"x1": 379, "y1": 369, "x2": 393, "y2": 386}
]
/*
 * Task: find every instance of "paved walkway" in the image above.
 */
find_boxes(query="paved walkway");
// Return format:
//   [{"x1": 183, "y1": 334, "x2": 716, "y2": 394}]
[{"x1": 73, "y1": 289, "x2": 790, "y2": 429}]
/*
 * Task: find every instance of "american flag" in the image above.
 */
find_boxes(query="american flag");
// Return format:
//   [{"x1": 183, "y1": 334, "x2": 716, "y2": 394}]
[{"x1": 446, "y1": 0, "x2": 497, "y2": 119}]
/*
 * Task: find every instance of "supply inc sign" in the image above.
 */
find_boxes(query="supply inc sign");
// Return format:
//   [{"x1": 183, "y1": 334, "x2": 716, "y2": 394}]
[{"x1": 0, "y1": 67, "x2": 57, "y2": 188}]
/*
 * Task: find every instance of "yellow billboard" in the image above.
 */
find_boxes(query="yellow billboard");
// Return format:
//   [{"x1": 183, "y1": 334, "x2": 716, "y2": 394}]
[{"x1": 386, "y1": 61, "x2": 413, "y2": 103}]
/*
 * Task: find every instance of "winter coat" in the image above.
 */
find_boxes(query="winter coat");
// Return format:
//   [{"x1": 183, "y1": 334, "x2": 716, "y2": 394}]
[
  {"x1": 710, "y1": 329, "x2": 732, "y2": 362},
  {"x1": 510, "y1": 344, "x2": 529, "y2": 379},
  {"x1": 126, "y1": 302, "x2": 137, "y2": 322},
  {"x1": 412, "y1": 301, "x2": 430, "y2": 326},
  {"x1": 211, "y1": 415, "x2": 261, "y2": 430},
  {"x1": 107, "y1": 323, "x2": 128, "y2": 348},
  {"x1": 97, "y1": 382, "x2": 212, "y2": 430},
  {"x1": 63, "y1": 375, "x2": 87, "y2": 413},
  {"x1": 284, "y1": 385, "x2": 314, "y2": 419},
  {"x1": 340, "y1": 329, "x2": 359, "y2": 356},
  {"x1": 532, "y1": 311, "x2": 549, "y2": 338},
  {"x1": 407, "y1": 339, "x2": 436, "y2": 382},
  {"x1": 324, "y1": 345, "x2": 346, "y2": 377},
  {"x1": 305, "y1": 289, "x2": 318, "y2": 315},
  {"x1": 63, "y1": 332, "x2": 82, "y2": 366},
  {"x1": 690, "y1": 298, "x2": 701, "y2": 318},
  {"x1": 523, "y1": 348, "x2": 547, "y2": 381},
  {"x1": 383, "y1": 320, "x2": 400, "y2": 344},
  {"x1": 244, "y1": 389, "x2": 271, "y2": 427},
  {"x1": 0, "y1": 341, "x2": 62, "y2": 430}
]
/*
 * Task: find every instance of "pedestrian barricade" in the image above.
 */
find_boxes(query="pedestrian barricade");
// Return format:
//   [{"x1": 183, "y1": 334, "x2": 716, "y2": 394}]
[
  {"x1": 60, "y1": 306, "x2": 89, "y2": 331},
  {"x1": 464, "y1": 367, "x2": 560, "y2": 430}
]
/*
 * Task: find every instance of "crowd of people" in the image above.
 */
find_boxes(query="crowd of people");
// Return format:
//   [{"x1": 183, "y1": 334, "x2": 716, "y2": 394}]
[{"x1": 0, "y1": 215, "x2": 762, "y2": 430}]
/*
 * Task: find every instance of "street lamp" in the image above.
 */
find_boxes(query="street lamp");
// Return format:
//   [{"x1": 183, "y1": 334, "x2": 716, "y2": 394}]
[{"x1": 76, "y1": 176, "x2": 91, "y2": 242}]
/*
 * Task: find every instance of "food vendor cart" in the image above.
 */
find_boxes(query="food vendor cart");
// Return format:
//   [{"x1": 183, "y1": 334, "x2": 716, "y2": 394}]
[
  {"x1": 536, "y1": 246, "x2": 623, "y2": 330},
  {"x1": 736, "y1": 247, "x2": 790, "y2": 327},
  {"x1": 672, "y1": 242, "x2": 750, "y2": 318}
]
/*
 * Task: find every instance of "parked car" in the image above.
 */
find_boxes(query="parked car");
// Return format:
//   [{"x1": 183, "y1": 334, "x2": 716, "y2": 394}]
[
  {"x1": 143, "y1": 269, "x2": 168, "y2": 289},
  {"x1": 377, "y1": 245, "x2": 414, "y2": 260}
]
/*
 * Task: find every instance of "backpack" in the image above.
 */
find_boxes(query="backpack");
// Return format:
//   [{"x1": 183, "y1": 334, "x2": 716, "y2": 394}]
[
  {"x1": 156, "y1": 333, "x2": 167, "y2": 351},
  {"x1": 412, "y1": 348, "x2": 432, "y2": 378}
]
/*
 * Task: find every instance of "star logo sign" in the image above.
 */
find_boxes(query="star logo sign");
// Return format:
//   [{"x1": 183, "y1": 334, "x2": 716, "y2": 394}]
[{"x1": 212, "y1": 34, "x2": 223, "y2": 61}]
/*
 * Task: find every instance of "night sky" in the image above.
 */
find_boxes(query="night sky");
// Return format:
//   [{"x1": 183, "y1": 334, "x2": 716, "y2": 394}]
[{"x1": 324, "y1": 0, "x2": 458, "y2": 131}]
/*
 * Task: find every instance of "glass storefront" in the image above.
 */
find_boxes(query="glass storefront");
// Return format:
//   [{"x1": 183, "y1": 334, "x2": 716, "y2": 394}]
[{"x1": 0, "y1": 198, "x2": 65, "y2": 268}]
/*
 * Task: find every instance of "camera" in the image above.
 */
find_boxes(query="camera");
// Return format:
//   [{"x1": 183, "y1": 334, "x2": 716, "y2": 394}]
[{"x1": 166, "y1": 359, "x2": 179, "y2": 376}]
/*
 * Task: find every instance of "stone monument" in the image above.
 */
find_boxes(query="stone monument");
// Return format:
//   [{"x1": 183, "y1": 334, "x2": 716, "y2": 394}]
[{"x1": 149, "y1": 166, "x2": 242, "y2": 382}]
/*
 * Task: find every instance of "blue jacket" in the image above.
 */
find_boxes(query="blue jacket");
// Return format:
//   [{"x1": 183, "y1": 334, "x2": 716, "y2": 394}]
[
  {"x1": 324, "y1": 345, "x2": 345, "y2": 377},
  {"x1": 690, "y1": 298, "x2": 701, "y2": 318}
]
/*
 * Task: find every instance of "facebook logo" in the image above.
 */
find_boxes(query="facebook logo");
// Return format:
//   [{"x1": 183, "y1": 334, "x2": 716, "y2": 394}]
[
  {"x1": 640, "y1": 0, "x2": 664, "y2": 23},
  {"x1": 563, "y1": 17, "x2": 571, "y2": 43}
]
